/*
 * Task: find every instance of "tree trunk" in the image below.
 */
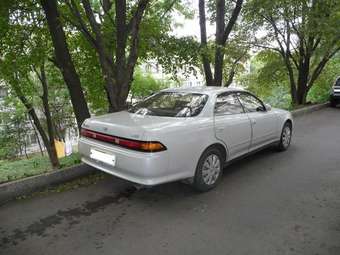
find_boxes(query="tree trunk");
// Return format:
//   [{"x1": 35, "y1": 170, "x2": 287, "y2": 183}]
[
  {"x1": 213, "y1": 0, "x2": 225, "y2": 87},
  {"x1": 41, "y1": 0, "x2": 90, "y2": 130},
  {"x1": 281, "y1": 55, "x2": 298, "y2": 105},
  {"x1": 24, "y1": 140, "x2": 28, "y2": 159},
  {"x1": 199, "y1": 0, "x2": 214, "y2": 86},
  {"x1": 28, "y1": 115, "x2": 44, "y2": 156},
  {"x1": 13, "y1": 84, "x2": 60, "y2": 169},
  {"x1": 17, "y1": 125, "x2": 23, "y2": 157},
  {"x1": 224, "y1": 69, "x2": 235, "y2": 87},
  {"x1": 296, "y1": 75, "x2": 309, "y2": 105},
  {"x1": 39, "y1": 64, "x2": 60, "y2": 169}
]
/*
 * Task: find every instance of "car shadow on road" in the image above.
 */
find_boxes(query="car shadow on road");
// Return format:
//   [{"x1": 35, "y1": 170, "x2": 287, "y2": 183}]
[{"x1": 223, "y1": 147, "x2": 280, "y2": 175}]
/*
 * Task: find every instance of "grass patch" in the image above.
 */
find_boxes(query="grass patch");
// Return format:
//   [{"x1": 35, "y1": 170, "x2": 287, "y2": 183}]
[{"x1": 0, "y1": 153, "x2": 81, "y2": 184}]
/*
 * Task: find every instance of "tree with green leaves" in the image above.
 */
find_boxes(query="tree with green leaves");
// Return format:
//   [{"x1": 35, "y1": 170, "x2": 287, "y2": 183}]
[
  {"x1": 199, "y1": 0, "x2": 244, "y2": 86},
  {"x1": 0, "y1": 2, "x2": 61, "y2": 167},
  {"x1": 242, "y1": 50, "x2": 340, "y2": 109},
  {"x1": 245, "y1": 0, "x2": 340, "y2": 105},
  {"x1": 43, "y1": 0, "x2": 186, "y2": 113}
]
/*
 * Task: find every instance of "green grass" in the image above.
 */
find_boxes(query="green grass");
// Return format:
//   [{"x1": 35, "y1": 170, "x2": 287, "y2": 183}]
[{"x1": 0, "y1": 153, "x2": 81, "y2": 184}]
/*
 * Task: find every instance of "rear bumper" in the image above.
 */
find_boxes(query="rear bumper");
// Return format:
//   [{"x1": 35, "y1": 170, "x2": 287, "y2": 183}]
[{"x1": 78, "y1": 137, "x2": 172, "y2": 185}]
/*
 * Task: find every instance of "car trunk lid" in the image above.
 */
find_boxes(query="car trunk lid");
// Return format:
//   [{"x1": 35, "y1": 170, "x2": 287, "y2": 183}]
[{"x1": 82, "y1": 111, "x2": 185, "y2": 141}]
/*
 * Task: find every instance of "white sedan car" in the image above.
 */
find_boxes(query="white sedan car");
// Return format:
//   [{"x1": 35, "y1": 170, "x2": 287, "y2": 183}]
[{"x1": 79, "y1": 87, "x2": 293, "y2": 191}]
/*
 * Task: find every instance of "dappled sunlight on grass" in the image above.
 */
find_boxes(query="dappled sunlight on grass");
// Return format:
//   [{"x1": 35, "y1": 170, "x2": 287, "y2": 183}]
[{"x1": 0, "y1": 153, "x2": 81, "y2": 184}]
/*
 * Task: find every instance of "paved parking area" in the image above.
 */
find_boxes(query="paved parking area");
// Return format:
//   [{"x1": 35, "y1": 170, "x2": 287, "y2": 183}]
[{"x1": 1, "y1": 107, "x2": 340, "y2": 255}]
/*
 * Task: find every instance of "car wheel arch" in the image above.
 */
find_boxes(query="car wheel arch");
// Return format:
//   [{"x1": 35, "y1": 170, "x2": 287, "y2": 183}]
[
  {"x1": 285, "y1": 119, "x2": 293, "y2": 129},
  {"x1": 202, "y1": 143, "x2": 227, "y2": 163}
]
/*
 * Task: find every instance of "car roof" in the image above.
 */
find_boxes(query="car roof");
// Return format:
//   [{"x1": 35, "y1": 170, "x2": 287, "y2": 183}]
[{"x1": 161, "y1": 86, "x2": 244, "y2": 96}]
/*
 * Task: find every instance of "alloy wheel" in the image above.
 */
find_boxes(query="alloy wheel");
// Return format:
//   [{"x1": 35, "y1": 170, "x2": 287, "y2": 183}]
[
  {"x1": 202, "y1": 154, "x2": 221, "y2": 185},
  {"x1": 282, "y1": 126, "x2": 292, "y2": 148}
]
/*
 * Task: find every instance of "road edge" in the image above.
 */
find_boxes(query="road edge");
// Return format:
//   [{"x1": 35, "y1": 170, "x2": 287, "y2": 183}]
[
  {"x1": 0, "y1": 164, "x2": 96, "y2": 205},
  {"x1": 291, "y1": 102, "x2": 329, "y2": 117}
]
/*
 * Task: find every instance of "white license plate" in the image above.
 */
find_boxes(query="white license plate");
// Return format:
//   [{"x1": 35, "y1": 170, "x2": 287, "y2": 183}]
[{"x1": 90, "y1": 149, "x2": 116, "y2": 166}]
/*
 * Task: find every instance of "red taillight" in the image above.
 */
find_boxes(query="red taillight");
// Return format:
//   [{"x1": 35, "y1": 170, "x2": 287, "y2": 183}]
[
  {"x1": 80, "y1": 128, "x2": 166, "y2": 152},
  {"x1": 81, "y1": 128, "x2": 115, "y2": 143}
]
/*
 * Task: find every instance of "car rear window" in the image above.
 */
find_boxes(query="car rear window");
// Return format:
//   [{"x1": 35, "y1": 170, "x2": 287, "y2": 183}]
[{"x1": 128, "y1": 92, "x2": 208, "y2": 117}]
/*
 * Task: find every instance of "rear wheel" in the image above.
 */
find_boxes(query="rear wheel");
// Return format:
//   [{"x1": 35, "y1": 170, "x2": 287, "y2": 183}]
[
  {"x1": 193, "y1": 147, "x2": 223, "y2": 192},
  {"x1": 277, "y1": 122, "x2": 292, "y2": 151}
]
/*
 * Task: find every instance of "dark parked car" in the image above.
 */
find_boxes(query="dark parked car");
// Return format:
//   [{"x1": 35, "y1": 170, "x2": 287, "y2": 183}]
[{"x1": 330, "y1": 77, "x2": 340, "y2": 107}]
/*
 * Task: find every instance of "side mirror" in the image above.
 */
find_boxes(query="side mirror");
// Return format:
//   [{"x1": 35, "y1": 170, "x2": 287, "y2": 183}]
[{"x1": 265, "y1": 103, "x2": 272, "y2": 111}]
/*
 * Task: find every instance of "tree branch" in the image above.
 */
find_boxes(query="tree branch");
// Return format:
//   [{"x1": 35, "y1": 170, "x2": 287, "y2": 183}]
[
  {"x1": 160, "y1": 0, "x2": 177, "y2": 19},
  {"x1": 81, "y1": 0, "x2": 102, "y2": 42},
  {"x1": 64, "y1": 0, "x2": 98, "y2": 49},
  {"x1": 99, "y1": 0, "x2": 115, "y2": 26},
  {"x1": 126, "y1": 0, "x2": 150, "y2": 81},
  {"x1": 308, "y1": 45, "x2": 340, "y2": 89},
  {"x1": 222, "y1": 0, "x2": 243, "y2": 44}
]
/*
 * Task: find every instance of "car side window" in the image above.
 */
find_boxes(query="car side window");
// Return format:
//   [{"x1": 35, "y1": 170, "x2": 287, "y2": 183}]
[
  {"x1": 214, "y1": 93, "x2": 244, "y2": 115},
  {"x1": 237, "y1": 93, "x2": 265, "y2": 113}
]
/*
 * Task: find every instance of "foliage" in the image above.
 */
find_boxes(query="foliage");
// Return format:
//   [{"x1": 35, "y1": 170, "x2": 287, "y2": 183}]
[
  {"x1": 0, "y1": 98, "x2": 28, "y2": 159},
  {"x1": 42, "y1": 63, "x2": 78, "y2": 140},
  {"x1": 130, "y1": 69, "x2": 168, "y2": 101},
  {"x1": 307, "y1": 56, "x2": 340, "y2": 103},
  {"x1": 221, "y1": 33, "x2": 251, "y2": 86},
  {"x1": 151, "y1": 35, "x2": 201, "y2": 79},
  {"x1": 0, "y1": 1, "x2": 77, "y2": 166},
  {"x1": 243, "y1": 50, "x2": 288, "y2": 95},
  {"x1": 69, "y1": 33, "x2": 108, "y2": 114},
  {"x1": 0, "y1": 153, "x2": 81, "y2": 183},
  {"x1": 244, "y1": 0, "x2": 340, "y2": 104},
  {"x1": 57, "y1": 0, "x2": 194, "y2": 112},
  {"x1": 242, "y1": 50, "x2": 340, "y2": 109}
]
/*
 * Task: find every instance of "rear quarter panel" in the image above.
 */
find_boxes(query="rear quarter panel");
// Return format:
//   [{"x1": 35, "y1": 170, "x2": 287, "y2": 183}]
[
  {"x1": 272, "y1": 108, "x2": 294, "y2": 137},
  {"x1": 145, "y1": 117, "x2": 222, "y2": 179}
]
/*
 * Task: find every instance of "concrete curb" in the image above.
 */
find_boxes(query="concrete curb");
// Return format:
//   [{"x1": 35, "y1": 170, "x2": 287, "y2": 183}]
[
  {"x1": 291, "y1": 102, "x2": 329, "y2": 117},
  {"x1": 0, "y1": 164, "x2": 96, "y2": 205}
]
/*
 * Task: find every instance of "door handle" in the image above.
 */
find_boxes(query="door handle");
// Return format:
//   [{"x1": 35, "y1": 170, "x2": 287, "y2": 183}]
[
  {"x1": 251, "y1": 119, "x2": 257, "y2": 125},
  {"x1": 216, "y1": 127, "x2": 225, "y2": 131}
]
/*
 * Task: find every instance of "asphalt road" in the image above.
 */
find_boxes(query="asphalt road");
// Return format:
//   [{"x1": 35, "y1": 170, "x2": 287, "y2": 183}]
[{"x1": 1, "y1": 107, "x2": 340, "y2": 255}]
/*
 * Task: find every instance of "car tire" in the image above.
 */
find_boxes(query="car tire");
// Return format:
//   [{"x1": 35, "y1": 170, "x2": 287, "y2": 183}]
[
  {"x1": 277, "y1": 122, "x2": 292, "y2": 152},
  {"x1": 193, "y1": 147, "x2": 224, "y2": 192}
]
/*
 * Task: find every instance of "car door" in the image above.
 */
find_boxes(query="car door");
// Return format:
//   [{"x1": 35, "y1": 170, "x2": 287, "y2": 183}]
[
  {"x1": 214, "y1": 92, "x2": 252, "y2": 160},
  {"x1": 237, "y1": 92, "x2": 278, "y2": 150}
]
